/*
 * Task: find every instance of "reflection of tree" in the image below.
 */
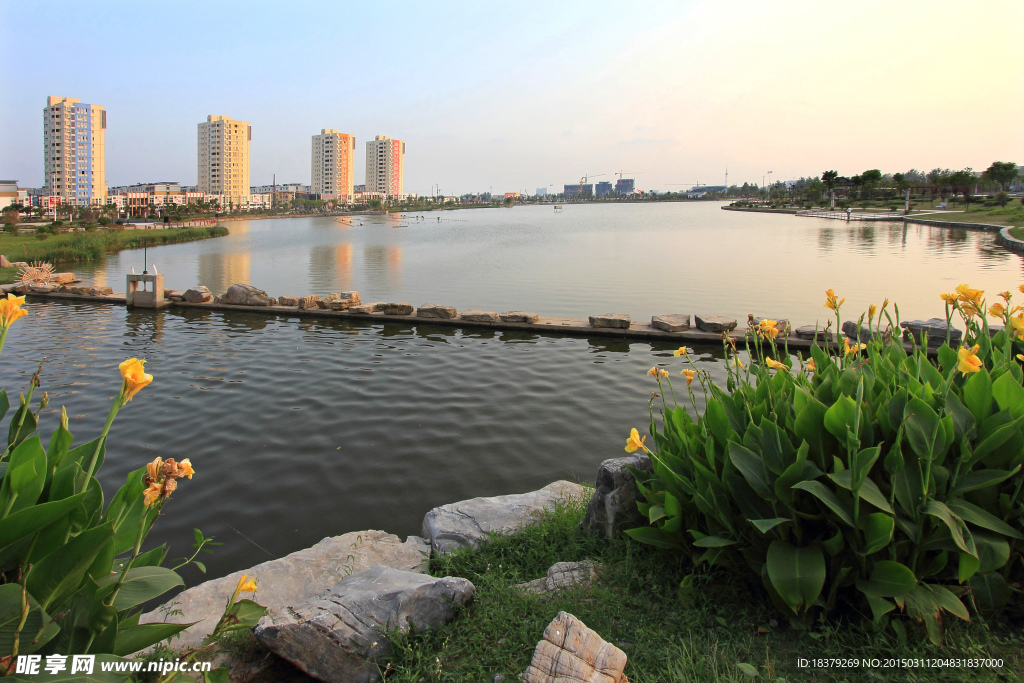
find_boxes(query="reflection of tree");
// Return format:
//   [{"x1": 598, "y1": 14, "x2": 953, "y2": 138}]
[
  {"x1": 197, "y1": 252, "x2": 251, "y2": 295},
  {"x1": 818, "y1": 226, "x2": 835, "y2": 252}
]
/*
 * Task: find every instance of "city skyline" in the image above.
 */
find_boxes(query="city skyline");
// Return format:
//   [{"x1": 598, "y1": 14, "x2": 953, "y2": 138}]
[{"x1": 1, "y1": 0, "x2": 1021, "y2": 195}]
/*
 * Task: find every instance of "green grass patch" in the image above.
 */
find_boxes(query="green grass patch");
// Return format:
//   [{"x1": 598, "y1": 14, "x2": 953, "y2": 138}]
[
  {"x1": 0, "y1": 226, "x2": 228, "y2": 269},
  {"x1": 379, "y1": 497, "x2": 1024, "y2": 682}
]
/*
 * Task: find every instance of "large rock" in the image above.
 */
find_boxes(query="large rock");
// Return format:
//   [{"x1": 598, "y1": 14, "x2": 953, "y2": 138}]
[
  {"x1": 522, "y1": 611, "x2": 628, "y2": 683},
  {"x1": 589, "y1": 313, "x2": 630, "y2": 329},
  {"x1": 694, "y1": 314, "x2": 737, "y2": 333},
  {"x1": 52, "y1": 272, "x2": 75, "y2": 284},
  {"x1": 901, "y1": 318, "x2": 962, "y2": 346},
  {"x1": 349, "y1": 302, "x2": 384, "y2": 314},
  {"x1": 460, "y1": 309, "x2": 499, "y2": 322},
  {"x1": 380, "y1": 302, "x2": 414, "y2": 315},
  {"x1": 277, "y1": 296, "x2": 300, "y2": 307},
  {"x1": 582, "y1": 455, "x2": 652, "y2": 539},
  {"x1": 254, "y1": 565, "x2": 474, "y2": 683},
  {"x1": 422, "y1": 481, "x2": 588, "y2": 555},
  {"x1": 296, "y1": 295, "x2": 319, "y2": 310},
  {"x1": 182, "y1": 286, "x2": 213, "y2": 303},
  {"x1": 417, "y1": 304, "x2": 458, "y2": 319},
  {"x1": 0, "y1": 255, "x2": 12, "y2": 268},
  {"x1": 794, "y1": 324, "x2": 832, "y2": 342},
  {"x1": 222, "y1": 283, "x2": 273, "y2": 307},
  {"x1": 841, "y1": 320, "x2": 872, "y2": 342},
  {"x1": 651, "y1": 314, "x2": 690, "y2": 332},
  {"x1": 140, "y1": 531, "x2": 428, "y2": 651},
  {"x1": 500, "y1": 311, "x2": 539, "y2": 323}
]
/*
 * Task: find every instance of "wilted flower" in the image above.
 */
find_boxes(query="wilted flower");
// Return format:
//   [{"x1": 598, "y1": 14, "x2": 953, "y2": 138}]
[
  {"x1": 957, "y1": 345, "x2": 983, "y2": 375},
  {"x1": 625, "y1": 428, "x2": 646, "y2": 453},
  {"x1": 681, "y1": 368, "x2": 696, "y2": 385},
  {"x1": 0, "y1": 294, "x2": 27, "y2": 329},
  {"x1": 143, "y1": 481, "x2": 163, "y2": 506},
  {"x1": 764, "y1": 358, "x2": 786, "y2": 370},
  {"x1": 118, "y1": 358, "x2": 153, "y2": 403},
  {"x1": 824, "y1": 289, "x2": 845, "y2": 313}
]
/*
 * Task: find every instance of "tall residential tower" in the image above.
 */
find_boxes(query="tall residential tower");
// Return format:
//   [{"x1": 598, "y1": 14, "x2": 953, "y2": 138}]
[
  {"x1": 365, "y1": 135, "x2": 405, "y2": 198},
  {"x1": 43, "y1": 96, "x2": 106, "y2": 206},
  {"x1": 198, "y1": 115, "x2": 250, "y2": 205},
  {"x1": 311, "y1": 129, "x2": 355, "y2": 202}
]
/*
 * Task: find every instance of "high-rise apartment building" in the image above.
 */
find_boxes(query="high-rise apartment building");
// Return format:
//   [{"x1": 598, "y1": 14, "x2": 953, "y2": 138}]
[
  {"x1": 365, "y1": 135, "x2": 405, "y2": 198},
  {"x1": 43, "y1": 96, "x2": 106, "y2": 206},
  {"x1": 311, "y1": 129, "x2": 355, "y2": 201},
  {"x1": 197, "y1": 115, "x2": 250, "y2": 204}
]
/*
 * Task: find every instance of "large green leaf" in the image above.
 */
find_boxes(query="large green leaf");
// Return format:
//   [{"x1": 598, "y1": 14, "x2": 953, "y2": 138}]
[
  {"x1": 972, "y1": 531, "x2": 1011, "y2": 573},
  {"x1": 0, "y1": 493, "x2": 86, "y2": 570},
  {"x1": 903, "y1": 397, "x2": 948, "y2": 461},
  {"x1": 0, "y1": 583, "x2": 59, "y2": 655},
  {"x1": 923, "y1": 501, "x2": 975, "y2": 556},
  {"x1": 860, "y1": 513, "x2": 894, "y2": 554},
  {"x1": 728, "y1": 442, "x2": 771, "y2": 500},
  {"x1": 855, "y1": 560, "x2": 917, "y2": 598},
  {"x1": 749, "y1": 517, "x2": 790, "y2": 534},
  {"x1": 765, "y1": 541, "x2": 825, "y2": 614},
  {"x1": 968, "y1": 573, "x2": 1011, "y2": 613},
  {"x1": 948, "y1": 466, "x2": 1020, "y2": 499},
  {"x1": 112, "y1": 621, "x2": 194, "y2": 657},
  {"x1": 827, "y1": 471, "x2": 893, "y2": 513},
  {"x1": 946, "y1": 499, "x2": 1024, "y2": 540},
  {"x1": 95, "y1": 566, "x2": 184, "y2": 611},
  {"x1": 0, "y1": 436, "x2": 48, "y2": 516},
  {"x1": 624, "y1": 526, "x2": 683, "y2": 549},
  {"x1": 991, "y1": 371, "x2": 1024, "y2": 419},
  {"x1": 792, "y1": 480, "x2": 854, "y2": 527},
  {"x1": 963, "y1": 370, "x2": 993, "y2": 426},
  {"x1": 823, "y1": 395, "x2": 858, "y2": 443},
  {"x1": 26, "y1": 522, "x2": 114, "y2": 611}
]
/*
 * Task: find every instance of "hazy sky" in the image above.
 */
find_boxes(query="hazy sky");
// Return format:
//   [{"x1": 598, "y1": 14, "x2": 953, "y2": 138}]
[{"x1": 1, "y1": 0, "x2": 1020, "y2": 195}]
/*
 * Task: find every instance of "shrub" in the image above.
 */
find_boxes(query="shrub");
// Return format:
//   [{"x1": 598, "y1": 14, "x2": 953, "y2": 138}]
[
  {"x1": 627, "y1": 286, "x2": 1024, "y2": 644},
  {"x1": 3, "y1": 225, "x2": 18, "y2": 235},
  {"x1": 97, "y1": 216, "x2": 112, "y2": 226},
  {"x1": 995, "y1": 192, "x2": 1010, "y2": 208},
  {"x1": 2, "y1": 209, "x2": 19, "y2": 227}
]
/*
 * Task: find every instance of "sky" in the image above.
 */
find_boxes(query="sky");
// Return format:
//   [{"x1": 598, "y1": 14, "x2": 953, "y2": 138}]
[{"x1": 1, "y1": 0, "x2": 1020, "y2": 195}]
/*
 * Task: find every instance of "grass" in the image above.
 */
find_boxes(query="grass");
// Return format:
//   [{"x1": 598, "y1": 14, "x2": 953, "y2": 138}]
[
  {"x1": 376, "y1": 496, "x2": 1024, "y2": 682},
  {"x1": 0, "y1": 226, "x2": 228, "y2": 281}
]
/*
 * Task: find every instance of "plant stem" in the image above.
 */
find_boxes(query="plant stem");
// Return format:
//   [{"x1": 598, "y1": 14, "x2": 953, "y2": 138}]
[{"x1": 80, "y1": 399, "x2": 121, "y2": 492}]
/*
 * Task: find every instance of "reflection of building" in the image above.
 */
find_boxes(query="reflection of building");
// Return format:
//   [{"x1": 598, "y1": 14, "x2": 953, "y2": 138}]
[
  {"x1": 311, "y1": 130, "x2": 355, "y2": 202},
  {"x1": 197, "y1": 252, "x2": 251, "y2": 294},
  {"x1": 614, "y1": 178, "x2": 634, "y2": 194},
  {"x1": 595, "y1": 181, "x2": 613, "y2": 196},
  {"x1": 198, "y1": 115, "x2": 251, "y2": 204},
  {"x1": 365, "y1": 135, "x2": 405, "y2": 198},
  {"x1": 44, "y1": 96, "x2": 106, "y2": 206}
]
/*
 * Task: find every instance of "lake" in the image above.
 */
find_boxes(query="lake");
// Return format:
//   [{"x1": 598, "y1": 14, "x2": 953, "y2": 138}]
[{"x1": 5, "y1": 202, "x2": 1023, "y2": 584}]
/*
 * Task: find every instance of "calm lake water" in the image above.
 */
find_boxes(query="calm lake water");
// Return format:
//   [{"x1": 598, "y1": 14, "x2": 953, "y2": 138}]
[{"x1": 6, "y1": 202, "x2": 1024, "y2": 584}]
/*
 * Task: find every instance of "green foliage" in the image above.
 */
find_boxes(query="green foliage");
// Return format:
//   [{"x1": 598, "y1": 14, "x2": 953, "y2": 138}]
[{"x1": 629, "y1": 291, "x2": 1024, "y2": 644}]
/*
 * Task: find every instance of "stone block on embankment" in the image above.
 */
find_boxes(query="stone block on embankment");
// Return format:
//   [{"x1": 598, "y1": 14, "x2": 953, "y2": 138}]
[
  {"x1": 794, "y1": 325, "x2": 832, "y2": 342},
  {"x1": 522, "y1": 611, "x2": 628, "y2": 683},
  {"x1": 460, "y1": 309, "x2": 499, "y2": 322},
  {"x1": 52, "y1": 272, "x2": 75, "y2": 284},
  {"x1": 589, "y1": 313, "x2": 631, "y2": 329},
  {"x1": 841, "y1": 320, "x2": 873, "y2": 342},
  {"x1": 901, "y1": 318, "x2": 962, "y2": 346},
  {"x1": 500, "y1": 311, "x2": 539, "y2": 323},
  {"x1": 163, "y1": 289, "x2": 182, "y2": 301},
  {"x1": 222, "y1": 283, "x2": 273, "y2": 306},
  {"x1": 380, "y1": 302, "x2": 415, "y2": 315},
  {"x1": 694, "y1": 314, "x2": 737, "y2": 333},
  {"x1": 254, "y1": 564, "x2": 474, "y2": 683},
  {"x1": 651, "y1": 314, "x2": 690, "y2": 332},
  {"x1": 581, "y1": 454, "x2": 652, "y2": 539},
  {"x1": 182, "y1": 286, "x2": 213, "y2": 303},
  {"x1": 422, "y1": 480, "x2": 588, "y2": 556},
  {"x1": 297, "y1": 295, "x2": 319, "y2": 310},
  {"x1": 277, "y1": 295, "x2": 300, "y2": 307},
  {"x1": 417, "y1": 304, "x2": 458, "y2": 319},
  {"x1": 139, "y1": 530, "x2": 428, "y2": 651},
  {"x1": 325, "y1": 292, "x2": 361, "y2": 310},
  {"x1": 349, "y1": 302, "x2": 384, "y2": 314}
]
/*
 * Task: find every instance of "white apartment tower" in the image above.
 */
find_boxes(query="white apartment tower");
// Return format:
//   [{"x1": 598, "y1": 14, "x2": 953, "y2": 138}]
[
  {"x1": 198, "y1": 115, "x2": 250, "y2": 205},
  {"x1": 365, "y1": 135, "x2": 405, "y2": 198},
  {"x1": 311, "y1": 130, "x2": 355, "y2": 202},
  {"x1": 43, "y1": 96, "x2": 106, "y2": 206}
]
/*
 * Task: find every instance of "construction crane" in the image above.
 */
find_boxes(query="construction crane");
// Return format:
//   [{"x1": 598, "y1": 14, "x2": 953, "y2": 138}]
[
  {"x1": 579, "y1": 173, "x2": 604, "y2": 198},
  {"x1": 614, "y1": 170, "x2": 643, "y2": 180}
]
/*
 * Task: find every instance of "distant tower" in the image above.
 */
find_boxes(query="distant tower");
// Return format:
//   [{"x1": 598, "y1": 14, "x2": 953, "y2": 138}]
[
  {"x1": 44, "y1": 96, "x2": 107, "y2": 206},
  {"x1": 725, "y1": 166, "x2": 729, "y2": 188},
  {"x1": 198, "y1": 115, "x2": 251, "y2": 205},
  {"x1": 365, "y1": 135, "x2": 405, "y2": 199}
]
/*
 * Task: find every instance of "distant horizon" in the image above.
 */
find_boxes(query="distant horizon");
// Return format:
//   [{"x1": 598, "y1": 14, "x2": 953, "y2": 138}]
[{"x1": 1, "y1": 0, "x2": 1020, "y2": 195}]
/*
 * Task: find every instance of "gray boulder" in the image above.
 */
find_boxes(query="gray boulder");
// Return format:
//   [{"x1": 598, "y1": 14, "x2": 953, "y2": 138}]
[
  {"x1": 694, "y1": 314, "x2": 737, "y2": 333},
  {"x1": 794, "y1": 324, "x2": 832, "y2": 341},
  {"x1": 589, "y1": 313, "x2": 630, "y2": 329},
  {"x1": 381, "y1": 302, "x2": 415, "y2": 315},
  {"x1": 651, "y1": 314, "x2": 690, "y2": 332},
  {"x1": 222, "y1": 283, "x2": 272, "y2": 306},
  {"x1": 500, "y1": 311, "x2": 539, "y2": 323},
  {"x1": 417, "y1": 304, "x2": 458, "y2": 319},
  {"x1": 422, "y1": 481, "x2": 588, "y2": 555},
  {"x1": 841, "y1": 320, "x2": 872, "y2": 342},
  {"x1": 461, "y1": 309, "x2": 499, "y2": 322},
  {"x1": 516, "y1": 560, "x2": 600, "y2": 595},
  {"x1": 901, "y1": 318, "x2": 962, "y2": 346},
  {"x1": 182, "y1": 286, "x2": 213, "y2": 303},
  {"x1": 582, "y1": 455, "x2": 652, "y2": 539},
  {"x1": 254, "y1": 565, "x2": 474, "y2": 683},
  {"x1": 140, "y1": 531, "x2": 428, "y2": 651}
]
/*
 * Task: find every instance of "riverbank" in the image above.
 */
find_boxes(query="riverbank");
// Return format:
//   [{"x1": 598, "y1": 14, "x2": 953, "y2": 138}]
[{"x1": 0, "y1": 226, "x2": 228, "y2": 282}]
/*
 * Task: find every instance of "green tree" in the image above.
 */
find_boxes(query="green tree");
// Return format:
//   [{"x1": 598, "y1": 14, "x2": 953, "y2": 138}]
[
  {"x1": 2, "y1": 207, "x2": 19, "y2": 226},
  {"x1": 949, "y1": 169, "x2": 975, "y2": 211},
  {"x1": 860, "y1": 169, "x2": 882, "y2": 200},
  {"x1": 821, "y1": 170, "x2": 838, "y2": 192},
  {"x1": 892, "y1": 172, "x2": 906, "y2": 194},
  {"x1": 983, "y1": 161, "x2": 1019, "y2": 191}
]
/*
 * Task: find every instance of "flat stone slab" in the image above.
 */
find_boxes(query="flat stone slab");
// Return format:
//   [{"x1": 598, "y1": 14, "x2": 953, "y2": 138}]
[
  {"x1": 422, "y1": 480, "x2": 588, "y2": 555},
  {"x1": 589, "y1": 313, "x2": 631, "y2": 329},
  {"x1": 417, "y1": 303, "x2": 458, "y2": 319},
  {"x1": 140, "y1": 530, "x2": 428, "y2": 651},
  {"x1": 500, "y1": 311, "x2": 539, "y2": 323},
  {"x1": 901, "y1": 318, "x2": 962, "y2": 346},
  {"x1": 794, "y1": 324, "x2": 832, "y2": 341},
  {"x1": 350, "y1": 302, "x2": 384, "y2": 314},
  {"x1": 277, "y1": 295, "x2": 300, "y2": 307},
  {"x1": 460, "y1": 309, "x2": 498, "y2": 322},
  {"x1": 523, "y1": 611, "x2": 628, "y2": 683},
  {"x1": 517, "y1": 561, "x2": 600, "y2": 595},
  {"x1": 380, "y1": 302, "x2": 414, "y2": 315},
  {"x1": 651, "y1": 314, "x2": 690, "y2": 332},
  {"x1": 255, "y1": 564, "x2": 474, "y2": 683},
  {"x1": 694, "y1": 314, "x2": 737, "y2": 333}
]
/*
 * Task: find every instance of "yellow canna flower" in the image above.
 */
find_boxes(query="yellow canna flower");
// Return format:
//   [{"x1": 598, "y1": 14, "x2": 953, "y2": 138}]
[
  {"x1": 868, "y1": 304, "x2": 877, "y2": 321},
  {"x1": 0, "y1": 293, "x2": 28, "y2": 329},
  {"x1": 1017, "y1": 354, "x2": 1024, "y2": 362},
  {"x1": 806, "y1": 358, "x2": 816, "y2": 373},
  {"x1": 824, "y1": 289, "x2": 845, "y2": 313},
  {"x1": 119, "y1": 358, "x2": 153, "y2": 402},
  {"x1": 178, "y1": 458, "x2": 195, "y2": 479},
  {"x1": 765, "y1": 358, "x2": 786, "y2": 370},
  {"x1": 647, "y1": 366, "x2": 657, "y2": 377},
  {"x1": 940, "y1": 292, "x2": 958, "y2": 304},
  {"x1": 732, "y1": 357, "x2": 744, "y2": 368},
  {"x1": 672, "y1": 347, "x2": 693, "y2": 357},
  {"x1": 957, "y1": 345, "x2": 983, "y2": 375},
  {"x1": 843, "y1": 339, "x2": 867, "y2": 356},
  {"x1": 235, "y1": 574, "x2": 258, "y2": 594},
  {"x1": 955, "y1": 284, "x2": 983, "y2": 305},
  {"x1": 1019, "y1": 284, "x2": 1024, "y2": 295},
  {"x1": 625, "y1": 428, "x2": 647, "y2": 453},
  {"x1": 999, "y1": 291, "x2": 1012, "y2": 301},
  {"x1": 988, "y1": 303, "x2": 1006, "y2": 318},
  {"x1": 882, "y1": 298, "x2": 889, "y2": 309},
  {"x1": 1010, "y1": 314, "x2": 1024, "y2": 340},
  {"x1": 681, "y1": 368, "x2": 696, "y2": 385},
  {"x1": 143, "y1": 481, "x2": 163, "y2": 507},
  {"x1": 756, "y1": 320, "x2": 779, "y2": 340}
]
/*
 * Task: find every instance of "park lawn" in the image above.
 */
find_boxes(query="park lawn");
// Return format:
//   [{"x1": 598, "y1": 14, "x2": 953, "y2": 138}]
[
  {"x1": 910, "y1": 206, "x2": 1024, "y2": 228},
  {"x1": 0, "y1": 226, "x2": 227, "y2": 283}
]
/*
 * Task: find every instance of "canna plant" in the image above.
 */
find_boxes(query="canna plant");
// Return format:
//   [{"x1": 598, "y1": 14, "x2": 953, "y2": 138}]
[
  {"x1": 0, "y1": 294, "x2": 264, "y2": 681},
  {"x1": 626, "y1": 286, "x2": 1024, "y2": 644}
]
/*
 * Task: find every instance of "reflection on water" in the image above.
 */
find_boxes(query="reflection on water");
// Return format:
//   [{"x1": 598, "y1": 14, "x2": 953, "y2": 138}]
[{"x1": 71, "y1": 204, "x2": 1024, "y2": 325}]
